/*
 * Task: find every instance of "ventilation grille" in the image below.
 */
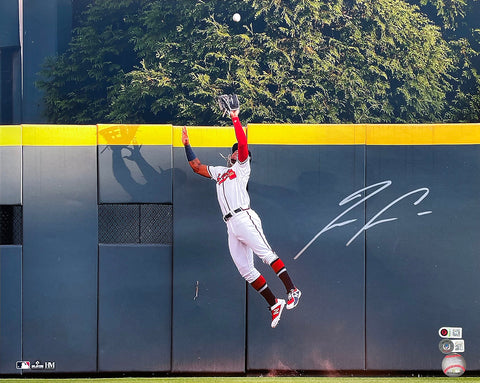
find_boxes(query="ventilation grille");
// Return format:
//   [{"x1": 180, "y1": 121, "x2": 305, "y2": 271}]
[
  {"x1": 98, "y1": 204, "x2": 172, "y2": 244},
  {"x1": 0, "y1": 205, "x2": 23, "y2": 245}
]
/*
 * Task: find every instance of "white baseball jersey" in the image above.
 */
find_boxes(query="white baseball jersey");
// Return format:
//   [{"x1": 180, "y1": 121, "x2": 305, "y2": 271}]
[
  {"x1": 207, "y1": 156, "x2": 278, "y2": 284},
  {"x1": 207, "y1": 157, "x2": 251, "y2": 216}
]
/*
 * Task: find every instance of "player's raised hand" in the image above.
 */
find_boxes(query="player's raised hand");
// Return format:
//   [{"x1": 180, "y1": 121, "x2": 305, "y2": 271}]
[{"x1": 182, "y1": 126, "x2": 190, "y2": 146}]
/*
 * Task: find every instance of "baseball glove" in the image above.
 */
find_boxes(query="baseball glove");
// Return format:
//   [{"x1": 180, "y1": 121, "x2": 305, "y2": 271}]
[{"x1": 218, "y1": 94, "x2": 240, "y2": 116}]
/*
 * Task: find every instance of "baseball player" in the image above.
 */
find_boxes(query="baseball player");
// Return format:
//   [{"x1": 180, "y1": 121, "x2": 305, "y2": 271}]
[{"x1": 181, "y1": 98, "x2": 301, "y2": 328}]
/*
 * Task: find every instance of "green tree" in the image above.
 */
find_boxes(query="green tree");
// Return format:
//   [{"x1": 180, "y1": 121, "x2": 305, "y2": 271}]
[
  {"x1": 110, "y1": 0, "x2": 457, "y2": 124},
  {"x1": 38, "y1": 0, "x2": 147, "y2": 123},
  {"x1": 39, "y1": 0, "x2": 479, "y2": 124},
  {"x1": 410, "y1": 0, "x2": 480, "y2": 121}
]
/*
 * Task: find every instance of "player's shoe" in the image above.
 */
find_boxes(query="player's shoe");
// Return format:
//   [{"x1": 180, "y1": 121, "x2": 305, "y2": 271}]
[
  {"x1": 270, "y1": 299, "x2": 286, "y2": 328},
  {"x1": 286, "y1": 287, "x2": 302, "y2": 310}
]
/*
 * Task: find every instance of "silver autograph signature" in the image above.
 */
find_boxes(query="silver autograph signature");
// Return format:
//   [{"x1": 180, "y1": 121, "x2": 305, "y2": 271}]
[{"x1": 294, "y1": 180, "x2": 432, "y2": 259}]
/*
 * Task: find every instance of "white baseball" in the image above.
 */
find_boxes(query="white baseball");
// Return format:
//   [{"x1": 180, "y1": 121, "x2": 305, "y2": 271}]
[{"x1": 232, "y1": 13, "x2": 241, "y2": 22}]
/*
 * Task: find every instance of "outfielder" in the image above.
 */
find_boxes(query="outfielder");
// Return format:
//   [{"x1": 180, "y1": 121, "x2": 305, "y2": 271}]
[{"x1": 181, "y1": 95, "x2": 301, "y2": 328}]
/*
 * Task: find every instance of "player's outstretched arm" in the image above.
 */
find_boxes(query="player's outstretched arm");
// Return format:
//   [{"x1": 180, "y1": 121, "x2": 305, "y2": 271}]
[
  {"x1": 230, "y1": 110, "x2": 248, "y2": 162},
  {"x1": 182, "y1": 126, "x2": 210, "y2": 178}
]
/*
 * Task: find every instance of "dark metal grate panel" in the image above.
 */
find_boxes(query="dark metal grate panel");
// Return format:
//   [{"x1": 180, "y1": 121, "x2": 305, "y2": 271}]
[
  {"x1": 98, "y1": 204, "x2": 139, "y2": 244},
  {"x1": 98, "y1": 203, "x2": 172, "y2": 244},
  {"x1": 140, "y1": 204, "x2": 173, "y2": 244},
  {"x1": 0, "y1": 205, "x2": 23, "y2": 245}
]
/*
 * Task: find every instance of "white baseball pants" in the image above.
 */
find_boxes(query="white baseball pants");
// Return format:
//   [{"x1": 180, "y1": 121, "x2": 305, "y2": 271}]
[{"x1": 226, "y1": 209, "x2": 278, "y2": 283}]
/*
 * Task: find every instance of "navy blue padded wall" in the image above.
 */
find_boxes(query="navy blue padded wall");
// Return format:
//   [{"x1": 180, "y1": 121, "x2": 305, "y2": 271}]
[
  {"x1": 365, "y1": 145, "x2": 480, "y2": 371},
  {"x1": 246, "y1": 144, "x2": 366, "y2": 371},
  {"x1": 98, "y1": 244, "x2": 172, "y2": 372},
  {"x1": 172, "y1": 144, "x2": 246, "y2": 373},
  {"x1": 0, "y1": 127, "x2": 21, "y2": 204},
  {"x1": 98, "y1": 145, "x2": 172, "y2": 203},
  {"x1": 0, "y1": 246, "x2": 22, "y2": 374},
  {"x1": 22, "y1": 126, "x2": 98, "y2": 372},
  {"x1": 98, "y1": 124, "x2": 172, "y2": 203},
  {"x1": 0, "y1": 127, "x2": 22, "y2": 374},
  {"x1": 97, "y1": 125, "x2": 174, "y2": 372},
  {"x1": 2, "y1": 121, "x2": 479, "y2": 375}
]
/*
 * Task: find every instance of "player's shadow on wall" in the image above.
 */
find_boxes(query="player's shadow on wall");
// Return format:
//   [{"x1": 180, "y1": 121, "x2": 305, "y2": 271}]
[
  {"x1": 99, "y1": 125, "x2": 174, "y2": 201},
  {"x1": 109, "y1": 144, "x2": 165, "y2": 199}
]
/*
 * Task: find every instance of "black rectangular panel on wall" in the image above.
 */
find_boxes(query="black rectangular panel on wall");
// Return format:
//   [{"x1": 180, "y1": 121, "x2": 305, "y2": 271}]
[
  {"x1": 365, "y1": 145, "x2": 480, "y2": 370},
  {"x1": 172, "y1": 145, "x2": 246, "y2": 373},
  {"x1": 0, "y1": 246, "x2": 22, "y2": 374},
  {"x1": 22, "y1": 126, "x2": 98, "y2": 373},
  {"x1": 246, "y1": 144, "x2": 366, "y2": 372},
  {"x1": 98, "y1": 203, "x2": 173, "y2": 244},
  {"x1": 0, "y1": 205, "x2": 22, "y2": 245},
  {"x1": 98, "y1": 244, "x2": 172, "y2": 372}
]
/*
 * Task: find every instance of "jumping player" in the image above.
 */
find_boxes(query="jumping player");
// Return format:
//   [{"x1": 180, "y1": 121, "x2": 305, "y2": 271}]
[{"x1": 181, "y1": 109, "x2": 301, "y2": 328}]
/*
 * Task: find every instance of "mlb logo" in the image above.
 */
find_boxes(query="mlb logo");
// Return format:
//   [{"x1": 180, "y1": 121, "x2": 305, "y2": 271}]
[{"x1": 16, "y1": 361, "x2": 31, "y2": 370}]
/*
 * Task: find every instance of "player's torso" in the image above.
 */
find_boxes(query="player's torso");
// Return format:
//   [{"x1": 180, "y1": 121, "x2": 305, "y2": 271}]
[{"x1": 209, "y1": 161, "x2": 250, "y2": 215}]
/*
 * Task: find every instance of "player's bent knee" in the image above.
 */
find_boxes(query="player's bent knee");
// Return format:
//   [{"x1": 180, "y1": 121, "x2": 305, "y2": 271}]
[
  {"x1": 262, "y1": 253, "x2": 278, "y2": 266},
  {"x1": 241, "y1": 268, "x2": 261, "y2": 284}
]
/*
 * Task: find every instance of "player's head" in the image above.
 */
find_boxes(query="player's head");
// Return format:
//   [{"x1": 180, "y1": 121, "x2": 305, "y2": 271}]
[{"x1": 228, "y1": 143, "x2": 252, "y2": 166}]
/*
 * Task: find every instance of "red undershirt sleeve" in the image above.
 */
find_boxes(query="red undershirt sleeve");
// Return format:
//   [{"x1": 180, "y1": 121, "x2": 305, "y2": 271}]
[{"x1": 232, "y1": 116, "x2": 248, "y2": 162}]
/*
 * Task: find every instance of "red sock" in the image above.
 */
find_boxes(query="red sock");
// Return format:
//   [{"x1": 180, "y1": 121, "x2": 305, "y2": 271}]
[
  {"x1": 270, "y1": 258, "x2": 295, "y2": 292},
  {"x1": 251, "y1": 275, "x2": 276, "y2": 306}
]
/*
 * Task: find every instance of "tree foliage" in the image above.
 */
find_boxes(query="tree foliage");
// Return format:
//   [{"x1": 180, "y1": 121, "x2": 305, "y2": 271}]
[
  {"x1": 38, "y1": 0, "x2": 147, "y2": 123},
  {"x1": 39, "y1": 0, "x2": 480, "y2": 124}
]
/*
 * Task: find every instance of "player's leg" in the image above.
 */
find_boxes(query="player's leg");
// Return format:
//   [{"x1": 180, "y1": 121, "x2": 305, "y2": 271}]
[
  {"x1": 236, "y1": 210, "x2": 302, "y2": 309},
  {"x1": 227, "y1": 230, "x2": 275, "y2": 304},
  {"x1": 227, "y1": 229, "x2": 286, "y2": 327},
  {"x1": 270, "y1": 259, "x2": 301, "y2": 310}
]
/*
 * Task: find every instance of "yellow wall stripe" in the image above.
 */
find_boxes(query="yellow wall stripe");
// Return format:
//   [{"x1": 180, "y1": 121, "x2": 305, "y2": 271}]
[
  {"x1": 248, "y1": 123, "x2": 366, "y2": 145},
  {"x1": 0, "y1": 125, "x2": 22, "y2": 146},
  {"x1": 22, "y1": 125, "x2": 97, "y2": 146},
  {"x1": 172, "y1": 125, "x2": 238, "y2": 148},
  {"x1": 367, "y1": 123, "x2": 480, "y2": 145},
  {"x1": 97, "y1": 124, "x2": 172, "y2": 146},
  {"x1": 2, "y1": 123, "x2": 480, "y2": 147}
]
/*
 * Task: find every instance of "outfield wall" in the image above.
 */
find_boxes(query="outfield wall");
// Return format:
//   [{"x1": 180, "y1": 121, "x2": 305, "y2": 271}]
[{"x1": 0, "y1": 123, "x2": 479, "y2": 374}]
